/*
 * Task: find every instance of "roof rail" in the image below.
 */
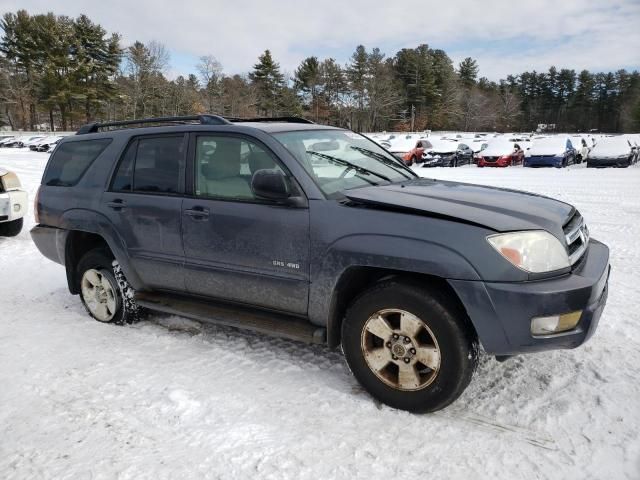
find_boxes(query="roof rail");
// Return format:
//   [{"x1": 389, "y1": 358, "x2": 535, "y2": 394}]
[
  {"x1": 76, "y1": 115, "x2": 231, "y2": 135},
  {"x1": 226, "y1": 116, "x2": 315, "y2": 124}
]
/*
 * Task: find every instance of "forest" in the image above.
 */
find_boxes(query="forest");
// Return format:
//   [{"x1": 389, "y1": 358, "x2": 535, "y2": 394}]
[{"x1": 1, "y1": 10, "x2": 639, "y2": 133}]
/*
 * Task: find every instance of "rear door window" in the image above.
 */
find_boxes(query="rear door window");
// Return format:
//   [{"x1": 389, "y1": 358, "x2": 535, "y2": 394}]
[
  {"x1": 43, "y1": 139, "x2": 111, "y2": 186},
  {"x1": 110, "y1": 135, "x2": 185, "y2": 194}
]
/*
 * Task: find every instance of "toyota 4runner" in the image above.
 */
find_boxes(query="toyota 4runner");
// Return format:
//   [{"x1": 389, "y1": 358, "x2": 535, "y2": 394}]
[{"x1": 31, "y1": 115, "x2": 610, "y2": 413}]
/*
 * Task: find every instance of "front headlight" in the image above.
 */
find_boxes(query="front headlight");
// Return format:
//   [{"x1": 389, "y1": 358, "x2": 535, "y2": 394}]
[{"x1": 487, "y1": 231, "x2": 569, "y2": 273}]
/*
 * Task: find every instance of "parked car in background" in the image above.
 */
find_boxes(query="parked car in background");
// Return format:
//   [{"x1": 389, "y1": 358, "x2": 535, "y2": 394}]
[
  {"x1": 0, "y1": 136, "x2": 17, "y2": 147},
  {"x1": 2, "y1": 135, "x2": 44, "y2": 148},
  {"x1": 422, "y1": 140, "x2": 474, "y2": 167},
  {"x1": 586, "y1": 136, "x2": 636, "y2": 168},
  {"x1": 524, "y1": 136, "x2": 576, "y2": 168},
  {"x1": 387, "y1": 136, "x2": 428, "y2": 162},
  {"x1": 402, "y1": 139, "x2": 433, "y2": 165},
  {"x1": 0, "y1": 168, "x2": 27, "y2": 236},
  {"x1": 30, "y1": 136, "x2": 63, "y2": 152},
  {"x1": 477, "y1": 140, "x2": 525, "y2": 167},
  {"x1": 571, "y1": 136, "x2": 591, "y2": 164}
]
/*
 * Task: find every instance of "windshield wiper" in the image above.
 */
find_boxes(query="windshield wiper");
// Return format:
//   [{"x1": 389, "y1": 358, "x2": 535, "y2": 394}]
[
  {"x1": 349, "y1": 146, "x2": 416, "y2": 179},
  {"x1": 306, "y1": 150, "x2": 391, "y2": 183}
]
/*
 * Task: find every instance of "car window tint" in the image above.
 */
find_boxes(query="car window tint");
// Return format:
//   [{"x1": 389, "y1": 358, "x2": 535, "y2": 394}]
[
  {"x1": 133, "y1": 136, "x2": 184, "y2": 194},
  {"x1": 195, "y1": 135, "x2": 282, "y2": 200},
  {"x1": 111, "y1": 141, "x2": 136, "y2": 192},
  {"x1": 44, "y1": 139, "x2": 111, "y2": 186}
]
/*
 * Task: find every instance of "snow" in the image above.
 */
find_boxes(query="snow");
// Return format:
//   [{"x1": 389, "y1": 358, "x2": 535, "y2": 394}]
[
  {"x1": 592, "y1": 137, "x2": 633, "y2": 156},
  {"x1": 1, "y1": 148, "x2": 640, "y2": 480},
  {"x1": 480, "y1": 139, "x2": 518, "y2": 156}
]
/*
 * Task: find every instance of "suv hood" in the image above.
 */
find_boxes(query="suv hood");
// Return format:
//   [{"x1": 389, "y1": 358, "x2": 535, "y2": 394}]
[{"x1": 344, "y1": 178, "x2": 574, "y2": 239}]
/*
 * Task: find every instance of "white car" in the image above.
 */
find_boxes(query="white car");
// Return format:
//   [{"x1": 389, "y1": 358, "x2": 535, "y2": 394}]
[
  {"x1": 0, "y1": 168, "x2": 28, "y2": 236},
  {"x1": 0, "y1": 136, "x2": 17, "y2": 147}
]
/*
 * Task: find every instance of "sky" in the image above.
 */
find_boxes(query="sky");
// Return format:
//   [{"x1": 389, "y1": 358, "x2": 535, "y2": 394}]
[{"x1": 1, "y1": 0, "x2": 639, "y2": 80}]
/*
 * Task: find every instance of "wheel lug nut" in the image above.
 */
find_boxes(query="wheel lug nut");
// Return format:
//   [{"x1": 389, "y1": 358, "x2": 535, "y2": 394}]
[
  {"x1": 392, "y1": 355, "x2": 398, "y2": 360},
  {"x1": 410, "y1": 348, "x2": 416, "y2": 354},
  {"x1": 386, "y1": 342, "x2": 392, "y2": 348},
  {"x1": 404, "y1": 358, "x2": 410, "y2": 364},
  {"x1": 404, "y1": 337, "x2": 410, "y2": 343},
  {"x1": 392, "y1": 334, "x2": 399, "y2": 340}
]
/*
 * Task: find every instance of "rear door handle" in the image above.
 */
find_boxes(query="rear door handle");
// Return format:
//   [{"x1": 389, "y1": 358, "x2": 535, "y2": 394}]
[
  {"x1": 106, "y1": 199, "x2": 126, "y2": 210},
  {"x1": 184, "y1": 206, "x2": 209, "y2": 219}
]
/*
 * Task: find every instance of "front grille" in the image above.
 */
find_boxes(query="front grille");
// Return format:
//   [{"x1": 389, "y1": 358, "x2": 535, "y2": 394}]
[
  {"x1": 484, "y1": 156, "x2": 498, "y2": 163},
  {"x1": 563, "y1": 211, "x2": 589, "y2": 265}
]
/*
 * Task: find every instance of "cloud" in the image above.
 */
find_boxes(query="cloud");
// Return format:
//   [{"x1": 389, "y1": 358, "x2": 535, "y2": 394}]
[{"x1": 2, "y1": 0, "x2": 638, "y2": 79}]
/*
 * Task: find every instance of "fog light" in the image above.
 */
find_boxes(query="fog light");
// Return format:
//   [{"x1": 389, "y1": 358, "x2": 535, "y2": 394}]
[
  {"x1": 531, "y1": 311, "x2": 582, "y2": 336},
  {"x1": 13, "y1": 204, "x2": 21, "y2": 212}
]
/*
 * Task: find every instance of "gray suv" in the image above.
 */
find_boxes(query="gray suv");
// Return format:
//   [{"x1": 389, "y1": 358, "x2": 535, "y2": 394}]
[{"x1": 31, "y1": 115, "x2": 610, "y2": 413}]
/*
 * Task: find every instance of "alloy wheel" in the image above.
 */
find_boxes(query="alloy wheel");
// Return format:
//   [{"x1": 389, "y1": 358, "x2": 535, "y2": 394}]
[{"x1": 360, "y1": 309, "x2": 441, "y2": 391}]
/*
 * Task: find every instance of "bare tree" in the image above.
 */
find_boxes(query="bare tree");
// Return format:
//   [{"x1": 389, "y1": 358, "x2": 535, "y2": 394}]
[{"x1": 196, "y1": 55, "x2": 223, "y2": 113}]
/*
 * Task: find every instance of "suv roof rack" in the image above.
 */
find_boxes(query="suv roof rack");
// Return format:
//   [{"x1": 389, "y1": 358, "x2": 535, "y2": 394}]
[
  {"x1": 226, "y1": 116, "x2": 315, "y2": 124},
  {"x1": 76, "y1": 115, "x2": 231, "y2": 135},
  {"x1": 76, "y1": 115, "x2": 314, "y2": 135}
]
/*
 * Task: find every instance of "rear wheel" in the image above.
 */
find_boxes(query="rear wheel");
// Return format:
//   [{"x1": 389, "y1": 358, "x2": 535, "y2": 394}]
[
  {"x1": 77, "y1": 249, "x2": 140, "y2": 325},
  {"x1": 342, "y1": 280, "x2": 478, "y2": 413},
  {"x1": 0, "y1": 217, "x2": 23, "y2": 237}
]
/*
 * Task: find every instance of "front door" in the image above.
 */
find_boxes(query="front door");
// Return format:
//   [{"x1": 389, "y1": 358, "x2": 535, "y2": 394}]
[
  {"x1": 182, "y1": 134, "x2": 310, "y2": 315},
  {"x1": 102, "y1": 134, "x2": 187, "y2": 291}
]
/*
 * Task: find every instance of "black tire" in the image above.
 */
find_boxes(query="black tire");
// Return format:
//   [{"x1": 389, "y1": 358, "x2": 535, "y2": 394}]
[
  {"x1": 0, "y1": 217, "x2": 23, "y2": 237},
  {"x1": 76, "y1": 248, "x2": 141, "y2": 325},
  {"x1": 342, "y1": 279, "x2": 478, "y2": 413}
]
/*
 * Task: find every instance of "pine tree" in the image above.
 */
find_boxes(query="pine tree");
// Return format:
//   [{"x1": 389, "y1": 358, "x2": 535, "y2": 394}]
[
  {"x1": 249, "y1": 49, "x2": 285, "y2": 116},
  {"x1": 347, "y1": 45, "x2": 369, "y2": 130},
  {"x1": 294, "y1": 56, "x2": 321, "y2": 120},
  {"x1": 458, "y1": 57, "x2": 478, "y2": 87}
]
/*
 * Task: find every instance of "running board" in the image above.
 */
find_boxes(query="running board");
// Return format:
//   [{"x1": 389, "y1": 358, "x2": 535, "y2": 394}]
[{"x1": 135, "y1": 292, "x2": 326, "y2": 344}]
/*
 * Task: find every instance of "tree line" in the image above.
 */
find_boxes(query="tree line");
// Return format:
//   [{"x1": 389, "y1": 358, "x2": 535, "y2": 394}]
[{"x1": 1, "y1": 10, "x2": 639, "y2": 133}]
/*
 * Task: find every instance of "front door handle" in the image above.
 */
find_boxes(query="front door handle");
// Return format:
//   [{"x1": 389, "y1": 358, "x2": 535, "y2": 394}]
[
  {"x1": 184, "y1": 206, "x2": 209, "y2": 219},
  {"x1": 106, "y1": 199, "x2": 126, "y2": 210}
]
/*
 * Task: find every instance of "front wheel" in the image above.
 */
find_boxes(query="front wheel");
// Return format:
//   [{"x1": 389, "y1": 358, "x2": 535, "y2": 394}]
[
  {"x1": 77, "y1": 249, "x2": 141, "y2": 325},
  {"x1": 342, "y1": 280, "x2": 478, "y2": 413}
]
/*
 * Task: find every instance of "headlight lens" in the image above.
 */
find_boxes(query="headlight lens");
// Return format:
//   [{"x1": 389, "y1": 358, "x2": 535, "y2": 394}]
[{"x1": 487, "y1": 231, "x2": 569, "y2": 273}]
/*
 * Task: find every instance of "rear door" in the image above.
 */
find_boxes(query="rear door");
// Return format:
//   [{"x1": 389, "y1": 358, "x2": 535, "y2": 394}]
[
  {"x1": 181, "y1": 133, "x2": 310, "y2": 315},
  {"x1": 102, "y1": 134, "x2": 186, "y2": 291}
]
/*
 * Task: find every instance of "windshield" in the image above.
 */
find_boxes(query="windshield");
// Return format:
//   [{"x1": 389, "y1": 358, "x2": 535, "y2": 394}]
[
  {"x1": 425, "y1": 140, "x2": 457, "y2": 153},
  {"x1": 273, "y1": 129, "x2": 416, "y2": 197}
]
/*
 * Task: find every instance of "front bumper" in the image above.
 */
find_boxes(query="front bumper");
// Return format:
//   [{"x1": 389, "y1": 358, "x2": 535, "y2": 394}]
[
  {"x1": 478, "y1": 159, "x2": 509, "y2": 167},
  {"x1": 449, "y1": 239, "x2": 610, "y2": 355},
  {"x1": 0, "y1": 189, "x2": 28, "y2": 222},
  {"x1": 421, "y1": 155, "x2": 454, "y2": 167},
  {"x1": 524, "y1": 155, "x2": 563, "y2": 167},
  {"x1": 587, "y1": 156, "x2": 631, "y2": 168}
]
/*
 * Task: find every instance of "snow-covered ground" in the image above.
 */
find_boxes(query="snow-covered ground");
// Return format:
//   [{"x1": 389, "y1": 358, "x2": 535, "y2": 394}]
[{"x1": 1, "y1": 149, "x2": 639, "y2": 480}]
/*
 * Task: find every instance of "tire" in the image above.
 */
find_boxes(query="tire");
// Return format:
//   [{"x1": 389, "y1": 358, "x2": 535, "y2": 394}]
[
  {"x1": 341, "y1": 280, "x2": 478, "y2": 413},
  {"x1": 0, "y1": 217, "x2": 23, "y2": 237},
  {"x1": 76, "y1": 248, "x2": 141, "y2": 325}
]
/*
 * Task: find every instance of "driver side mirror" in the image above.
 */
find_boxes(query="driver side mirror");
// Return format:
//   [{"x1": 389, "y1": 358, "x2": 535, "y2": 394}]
[{"x1": 251, "y1": 169, "x2": 290, "y2": 201}]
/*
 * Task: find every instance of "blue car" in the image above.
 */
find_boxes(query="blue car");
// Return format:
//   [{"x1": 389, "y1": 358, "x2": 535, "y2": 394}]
[{"x1": 524, "y1": 137, "x2": 576, "y2": 168}]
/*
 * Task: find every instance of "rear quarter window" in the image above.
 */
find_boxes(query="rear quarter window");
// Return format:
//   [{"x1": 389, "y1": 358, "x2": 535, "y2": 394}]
[{"x1": 43, "y1": 139, "x2": 111, "y2": 186}]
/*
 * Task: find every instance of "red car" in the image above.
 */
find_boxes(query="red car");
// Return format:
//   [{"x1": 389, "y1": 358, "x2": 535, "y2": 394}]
[
  {"x1": 477, "y1": 141, "x2": 525, "y2": 167},
  {"x1": 402, "y1": 139, "x2": 433, "y2": 165}
]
